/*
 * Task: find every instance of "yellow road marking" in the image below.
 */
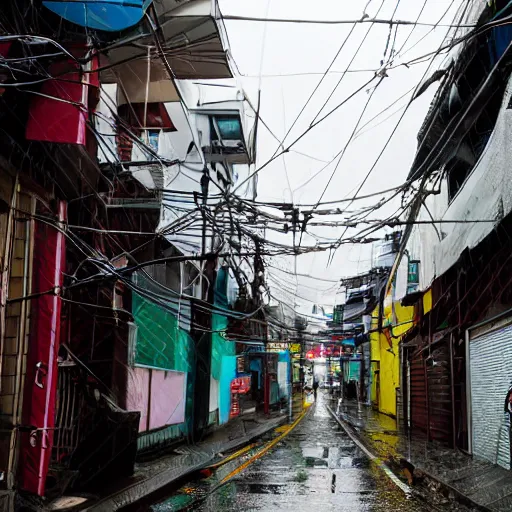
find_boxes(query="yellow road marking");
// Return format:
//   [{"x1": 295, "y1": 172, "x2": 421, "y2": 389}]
[
  {"x1": 220, "y1": 406, "x2": 311, "y2": 485},
  {"x1": 205, "y1": 443, "x2": 258, "y2": 470}
]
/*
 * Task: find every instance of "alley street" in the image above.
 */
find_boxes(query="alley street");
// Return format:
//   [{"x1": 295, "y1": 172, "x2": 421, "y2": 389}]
[{"x1": 149, "y1": 394, "x2": 465, "y2": 512}]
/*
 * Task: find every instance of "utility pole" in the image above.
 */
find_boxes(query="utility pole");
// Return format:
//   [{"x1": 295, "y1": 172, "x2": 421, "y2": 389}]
[
  {"x1": 288, "y1": 338, "x2": 293, "y2": 422},
  {"x1": 295, "y1": 316, "x2": 306, "y2": 411},
  {"x1": 191, "y1": 169, "x2": 214, "y2": 440},
  {"x1": 191, "y1": 254, "x2": 216, "y2": 440}
]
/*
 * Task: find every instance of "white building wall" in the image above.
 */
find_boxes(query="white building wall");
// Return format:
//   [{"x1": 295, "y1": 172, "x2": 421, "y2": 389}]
[{"x1": 406, "y1": 73, "x2": 512, "y2": 291}]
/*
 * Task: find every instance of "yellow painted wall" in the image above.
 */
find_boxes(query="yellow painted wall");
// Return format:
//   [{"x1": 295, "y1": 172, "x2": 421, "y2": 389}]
[
  {"x1": 377, "y1": 331, "x2": 400, "y2": 416},
  {"x1": 370, "y1": 307, "x2": 380, "y2": 406},
  {"x1": 370, "y1": 361, "x2": 379, "y2": 406},
  {"x1": 370, "y1": 309, "x2": 380, "y2": 361},
  {"x1": 371, "y1": 300, "x2": 415, "y2": 417},
  {"x1": 393, "y1": 301, "x2": 415, "y2": 338}
]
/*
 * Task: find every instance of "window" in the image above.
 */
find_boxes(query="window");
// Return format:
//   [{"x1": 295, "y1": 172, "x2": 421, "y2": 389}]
[
  {"x1": 446, "y1": 78, "x2": 504, "y2": 201},
  {"x1": 447, "y1": 158, "x2": 473, "y2": 200},
  {"x1": 118, "y1": 102, "x2": 175, "y2": 131},
  {"x1": 203, "y1": 113, "x2": 248, "y2": 163},
  {"x1": 210, "y1": 115, "x2": 242, "y2": 141},
  {"x1": 412, "y1": 17, "x2": 510, "y2": 195},
  {"x1": 116, "y1": 102, "x2": 175, "y2": 162}
]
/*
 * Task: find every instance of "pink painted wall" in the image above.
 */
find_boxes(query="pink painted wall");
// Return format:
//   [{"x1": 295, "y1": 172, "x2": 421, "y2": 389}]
[
  {"x1": 126, "y1": 367, "x2": 186, "y2": 432},
  {"x1": 126, "y1": 367, "x2": 150, "y2": 432},
  {"x1": 149, "y1": 370, "x2": 186, "y2": 430}
]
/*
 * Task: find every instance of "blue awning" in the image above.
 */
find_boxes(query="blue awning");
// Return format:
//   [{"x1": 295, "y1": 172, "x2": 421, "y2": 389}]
[{"x1": 43, "y1": 0, "x2": 153, "y2": 32}]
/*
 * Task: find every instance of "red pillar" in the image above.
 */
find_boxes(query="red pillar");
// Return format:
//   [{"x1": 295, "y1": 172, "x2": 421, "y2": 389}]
[{"x1": 19, "y1": 201, "x2": 66, "y2": 496}]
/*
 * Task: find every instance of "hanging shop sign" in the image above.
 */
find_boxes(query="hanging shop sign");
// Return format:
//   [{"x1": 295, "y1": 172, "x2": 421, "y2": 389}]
[
  {"x1": 231, "y1": 376, "x2": 251, "y2": 395},
  {"x1": 229, "y1": 376, "x2": 252, "y2": 418},
  {"x1": 267, "y1": 342, "x2": 288, "y2": 352},
  {"x1": 236, "y1": 356, "x2": 247, "y2": 374},
  {"x1": 289, "y1": 343, "x2": 301, "y2": 354}
]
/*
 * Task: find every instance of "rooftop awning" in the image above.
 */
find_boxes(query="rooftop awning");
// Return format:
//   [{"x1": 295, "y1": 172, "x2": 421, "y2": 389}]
[
  {"x1": 343, "y1": 301, "x2": 368, "y2": 323},
  {"x1": 101, "y1": 0, "x2": 232, "y2": 95},
  {"x1": 113, "y1": 57, "x2": 181, "y2": 105},
  {"x1": 343, "y1": 273, "x2": 388, "y2": 322}
]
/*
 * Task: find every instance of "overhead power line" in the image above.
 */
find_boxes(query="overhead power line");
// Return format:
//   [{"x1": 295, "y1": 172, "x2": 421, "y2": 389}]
[
  {"x1": 221, "y1": 14, "x2": 476, "y2": 28},
  {"x1": 266, "y1": 264, "x2": 341, "y2": 283}
]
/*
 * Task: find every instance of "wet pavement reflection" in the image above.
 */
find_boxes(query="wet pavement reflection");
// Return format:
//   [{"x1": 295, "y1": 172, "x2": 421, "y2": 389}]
[{"x1": 150, "y1": 395, "x2": 444, "y2": 511}]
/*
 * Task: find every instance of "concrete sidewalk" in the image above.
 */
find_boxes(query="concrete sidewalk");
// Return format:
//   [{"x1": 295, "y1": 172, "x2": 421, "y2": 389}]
[
  {"x1": 48, "y1": 412, "x2": 287, "y2": 512},
  {"x1": 330, "y1": 397, "x2": 512, "y2": 512}
]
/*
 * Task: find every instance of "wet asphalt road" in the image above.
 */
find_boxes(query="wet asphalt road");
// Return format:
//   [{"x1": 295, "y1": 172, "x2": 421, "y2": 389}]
[{"x1": 151, "y1": 394, "x2": 443, "y2": 512}]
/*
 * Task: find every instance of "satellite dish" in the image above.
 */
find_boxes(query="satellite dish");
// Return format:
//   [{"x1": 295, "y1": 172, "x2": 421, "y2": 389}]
[{"x1": 43, "y1": 0, "x2": 153, "y2": 32}]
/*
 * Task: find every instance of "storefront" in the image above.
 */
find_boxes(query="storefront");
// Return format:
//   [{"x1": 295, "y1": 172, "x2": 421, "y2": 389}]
[
  {"x1": 289, "y1": 342, "x2": 302, "y2": 390},
  {"x1": 341, "y1": 354, "x2": 362, "y2": 400},
  {"x1": 340, "y1": 339, "x2": 362, "y2": 400},
  {"x1": 231, "y1": 352, "x2": 281, "y2": 416}
]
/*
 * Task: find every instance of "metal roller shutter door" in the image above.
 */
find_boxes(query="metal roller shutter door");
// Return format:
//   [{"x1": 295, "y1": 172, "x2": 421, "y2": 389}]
[
  {"x1": 470, "y1": 322, "x2": 512, "y2": 469},
  {"x1": 427, "y1": 342, "x2": 452, "y2": 444},
  {"x1": 410, "y1": 350, "x2": 428, "y2": 433}
]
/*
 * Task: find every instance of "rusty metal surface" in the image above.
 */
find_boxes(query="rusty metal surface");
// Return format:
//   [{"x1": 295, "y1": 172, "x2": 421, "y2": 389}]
[
  {"x1": 426, "y1": 341, "x2": 453, "y2": 445},
  {"x1": 410, "y1": 349, "x2": 428, "y2": 434}
]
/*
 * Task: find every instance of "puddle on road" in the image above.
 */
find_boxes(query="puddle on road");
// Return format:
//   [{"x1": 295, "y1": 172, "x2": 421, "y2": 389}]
[
  {"x1": 235, "y1": 482, "x2": 288, "y2": 494},
  {"x1": 301, "y1": 446, "x2": 325, "y2": 459},
  {"x1": 149, "y1": 442, "x2": 265, "y2": 511},
  {"x1": 148, "y1": 400, "x2": 459, "y2": 512},
  {"x1": 304, "y1": 457, "x2": 328, "y2": 468}
]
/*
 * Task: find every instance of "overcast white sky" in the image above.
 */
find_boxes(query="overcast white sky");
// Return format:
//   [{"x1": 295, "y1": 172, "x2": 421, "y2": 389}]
[{"x1": 219, "y1": 0, "x2": 464, "y2": 312}]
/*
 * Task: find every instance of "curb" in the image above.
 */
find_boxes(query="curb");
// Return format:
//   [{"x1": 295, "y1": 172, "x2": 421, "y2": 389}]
[
  {"x1": 325, "y1": 405, "x2": 411, "y2": 495},
  {"x1": 327, "y1": 406, "x2": 492, "y2": 512},
  {"x1": 416, "y1": 472, "x2": 492, "y2": 512},
  {"x1": 78, "y1": 415, "x2": 287, "y2": 512},
  {"x1": 142, "y1": 405, "x2": 313, "y2": 512}
]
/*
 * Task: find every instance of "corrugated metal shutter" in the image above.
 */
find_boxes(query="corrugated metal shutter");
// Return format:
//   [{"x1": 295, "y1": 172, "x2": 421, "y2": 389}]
[
  {"x1": 410, "y1": 349, "x2": 428, "y2": 433},
  {"x1": 470, "y1": 322, "x2": 512, "y2": 469}
]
